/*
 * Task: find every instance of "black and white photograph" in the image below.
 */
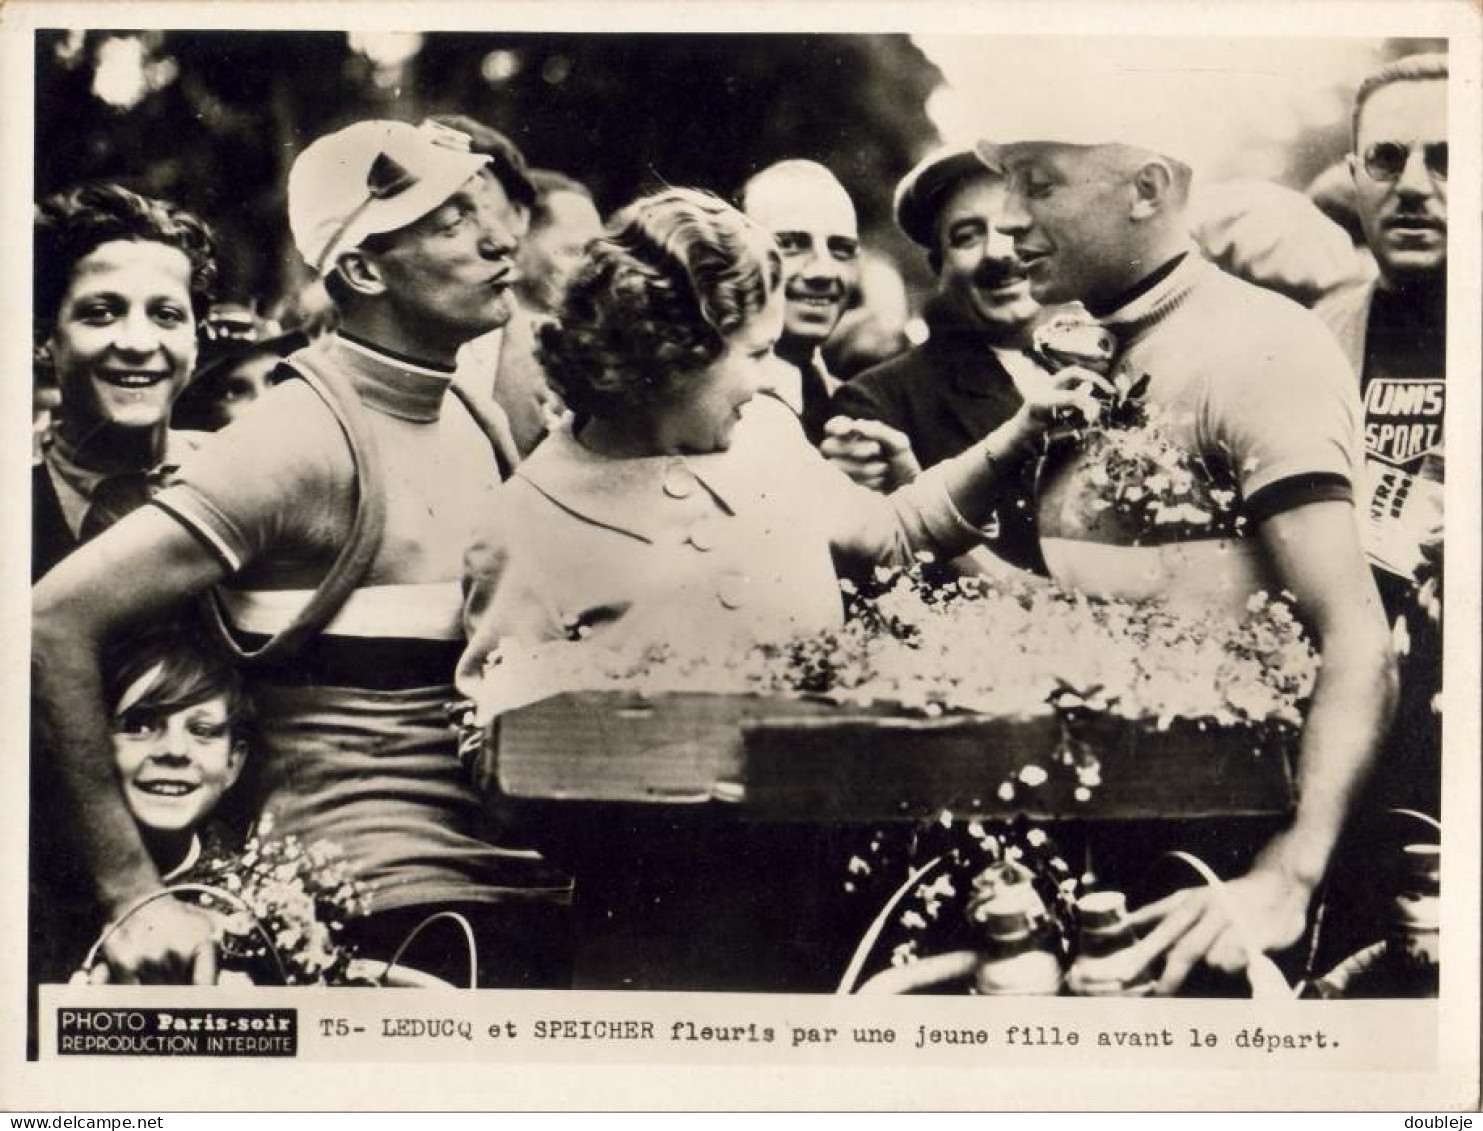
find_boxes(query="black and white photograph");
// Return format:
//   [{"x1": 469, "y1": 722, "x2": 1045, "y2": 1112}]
[{"x1": 3, "y1": 0, "x2": 1478, "y2": 1113}]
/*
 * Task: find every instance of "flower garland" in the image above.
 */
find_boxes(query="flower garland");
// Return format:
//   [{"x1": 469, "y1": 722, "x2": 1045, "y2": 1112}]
[{"x1": 473, "y1": 566, "x2": 1318, "y2": 729}]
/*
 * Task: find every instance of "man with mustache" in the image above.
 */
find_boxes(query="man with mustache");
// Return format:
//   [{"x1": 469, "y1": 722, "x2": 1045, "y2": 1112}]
[
  {"x1": 33, "y1": 119, "x2": 570, "y2": 988},
  {"x1": 822, "y1": 146, "x2": 1050, "y2": 574},
  {"x1": 1315, "y1": 53, "x2": 1447, "y2": 817},
  {"x1": 739, "y1": 159, "x2": 861, "y2": 444},
  {"x1": 979, "y1": 91, "x2": 1396, "y2": 992},
  {"x1": 1310, "y1": 55, "x2": 1448, "y2": 976}
]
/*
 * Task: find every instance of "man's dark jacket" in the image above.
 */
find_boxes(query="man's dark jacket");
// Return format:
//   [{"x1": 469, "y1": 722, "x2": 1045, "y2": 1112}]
[{"x1": 826, "y1": 298, "x2": 1046, "y2": 574}]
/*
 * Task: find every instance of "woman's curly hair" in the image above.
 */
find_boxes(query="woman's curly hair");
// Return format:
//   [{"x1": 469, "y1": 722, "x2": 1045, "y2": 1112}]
[
  {"x1": 539, "y1": 187, "x2": 780, "y2": 419},
  {"x1": 34, "y1": 183, "x2": 218, "y2": 342}
]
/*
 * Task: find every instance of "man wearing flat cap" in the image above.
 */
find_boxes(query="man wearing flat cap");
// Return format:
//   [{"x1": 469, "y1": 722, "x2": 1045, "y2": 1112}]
[
  {"x1": 977, "y1": 77, "x2": 1396, "y2": 991},
  {"x1": 823, "y1": 146, "x2": 1050, "y2": 574},
  {"x1": 34, "y1": 118, "x2": 571, "y2": 988}
]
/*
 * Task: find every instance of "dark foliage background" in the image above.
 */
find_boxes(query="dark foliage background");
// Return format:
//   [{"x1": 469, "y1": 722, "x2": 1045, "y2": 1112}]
[{"x1": 35, "y1": 30, "x2": 943, "y2": 307}]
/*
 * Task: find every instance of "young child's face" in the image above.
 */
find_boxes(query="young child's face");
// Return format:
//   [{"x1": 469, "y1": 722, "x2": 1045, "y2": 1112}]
[
  {"x1": 111, "y1": 694, "x2": 244, "y2": 834},
  {"x1": 210, "y1": 353, "x2": 281, "y2": 429}
]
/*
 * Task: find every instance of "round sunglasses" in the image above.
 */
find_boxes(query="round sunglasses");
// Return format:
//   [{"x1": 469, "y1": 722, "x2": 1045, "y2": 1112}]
[{"x1": 1362, "y1": 140, "x2": 1448, "y2": 183}]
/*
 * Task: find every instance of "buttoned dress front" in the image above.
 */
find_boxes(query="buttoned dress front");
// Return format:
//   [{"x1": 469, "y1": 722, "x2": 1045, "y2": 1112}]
[
  {"x1": 457, "y1": 395, "x2": 994, "y2": 990},
  {"x1": 458, "y1": 395, "x2": 985, "y2": 686}
]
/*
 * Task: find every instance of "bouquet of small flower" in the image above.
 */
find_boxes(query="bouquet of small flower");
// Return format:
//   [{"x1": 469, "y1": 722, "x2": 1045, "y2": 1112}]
[
  {"x1": 840, "y1": 814, "x2": 1084, "y2": 986},
  {"x1": 1031, "y1": 309, "x2": 1246, "y2": 542},
  {"x1": 1064, "y1": 372, "x2": 1247, "y2": 540},
  {"x1": 193, "y1": 815, "x2": 370, "y2": 986}
]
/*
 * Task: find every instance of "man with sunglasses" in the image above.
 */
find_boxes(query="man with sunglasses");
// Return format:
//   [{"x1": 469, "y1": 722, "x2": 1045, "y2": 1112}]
[
  {"x1": 976, "y1": 62, "x2": 1397, "y2": 994},
  {"x1": 1312, "y1": 54, "x2": 1447, "y2": 965},
  {"x1": 33, "y1": 119, "x2": 571, "y2": 989},
  {"x1": 1319, "y1": 54, "x2": 1448, "y2": 422},
  {"x1": 1316, "y1": 54, "x2": 1447, "y2": 804}
]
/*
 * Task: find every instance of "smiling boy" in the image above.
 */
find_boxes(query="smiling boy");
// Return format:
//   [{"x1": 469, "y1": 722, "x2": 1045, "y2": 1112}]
[{"x1": 31, "y1": 185, "x2": 217, "y2": 581}]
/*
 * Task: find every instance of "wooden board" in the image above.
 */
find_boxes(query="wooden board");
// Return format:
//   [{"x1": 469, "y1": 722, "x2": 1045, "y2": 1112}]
[
  {"x1": 745, "y1": 711, "x2": 1296, "y2": 820},
  {"x1": 489, "y1": 691, "x2": 1296, "y2": 821},
  {"x1": 491, "y1": 691, "x2": 851, "y2": 803}
]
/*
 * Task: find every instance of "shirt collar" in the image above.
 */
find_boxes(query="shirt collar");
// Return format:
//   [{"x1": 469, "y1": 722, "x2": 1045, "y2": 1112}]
[
  {"x1": 760, "y1": 349, "x2": 834, "y2": 415},
  {"x1": 43, "y1": 433, "x2": 108, "y2": 494},
  {"x1": 1099, "y1": 246, "x2": 1205, "y2": 337},
  {"x1": 44, "y1": 429, "x2": 199, "y2": 537},
  {"x1": 159, "y1": 832, "x2": 203, "y2": 884},
  {"x1": 991, "y1": 346, "x2": 1053, "y2": 398},
  {"x1": 515, "y1": 417, "x2": 750, "y2": 544},
  {"x1": 332, "y1": 332, "x2": 454, "y2": 422},
  {"x1": 1088, "y1": 251, "x2": 1188, "y2": 320}
]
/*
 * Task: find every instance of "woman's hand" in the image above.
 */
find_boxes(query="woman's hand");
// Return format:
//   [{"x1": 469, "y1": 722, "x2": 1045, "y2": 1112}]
[{"x1": 1013, "y1": 364, "x2": 1115, "y2": 433}]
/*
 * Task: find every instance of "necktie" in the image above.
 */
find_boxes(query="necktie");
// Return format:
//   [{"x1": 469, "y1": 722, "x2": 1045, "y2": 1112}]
[
  {"x1": 798, "y1": 359, "x2": 831, "y2": 447},
  {"x1": 79, "y1": 468, "x2": 171, "y2": 543}
]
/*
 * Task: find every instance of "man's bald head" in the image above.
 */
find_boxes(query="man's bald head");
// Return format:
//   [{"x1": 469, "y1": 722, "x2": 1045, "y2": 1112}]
[
  {"x1": 740, "y1": 160, "x2": 856, "y2": 230},
  {"x1": 989, "y1": 140, "x2": 1195, "y2": 310},
  {"x1": 739, "y1": 160, "x2": 860, "y2": 363}
]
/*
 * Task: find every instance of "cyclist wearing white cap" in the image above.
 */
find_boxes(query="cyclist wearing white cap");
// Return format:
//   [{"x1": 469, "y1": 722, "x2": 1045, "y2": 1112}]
[
  {"x1": 34, "y1": 118, "x2": 571, "y2": 988},
  {"x1": 975, "y1": 98, "x2": 1397, "y2": 992}
]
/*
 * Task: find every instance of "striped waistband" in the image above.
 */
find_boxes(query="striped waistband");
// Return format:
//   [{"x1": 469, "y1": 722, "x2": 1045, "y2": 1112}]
[
  {"x1": 237, "y1": 631, "x2": 464, "y2": 691},
  {"x1": 217, "y1": 581, "x2": 463, "y2": 640},
  {"x1": 216, "y1": 582, "x2": 466, "y2": 689}
]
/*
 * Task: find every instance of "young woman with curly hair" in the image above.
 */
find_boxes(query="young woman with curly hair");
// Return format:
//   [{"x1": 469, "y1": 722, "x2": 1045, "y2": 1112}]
[
  {"x1": 454, "y1": 187, "x2": 1103, "y2": 991},
  {"x1": 459, "y1": 186, "x2": 1099, "y2": 675}
]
